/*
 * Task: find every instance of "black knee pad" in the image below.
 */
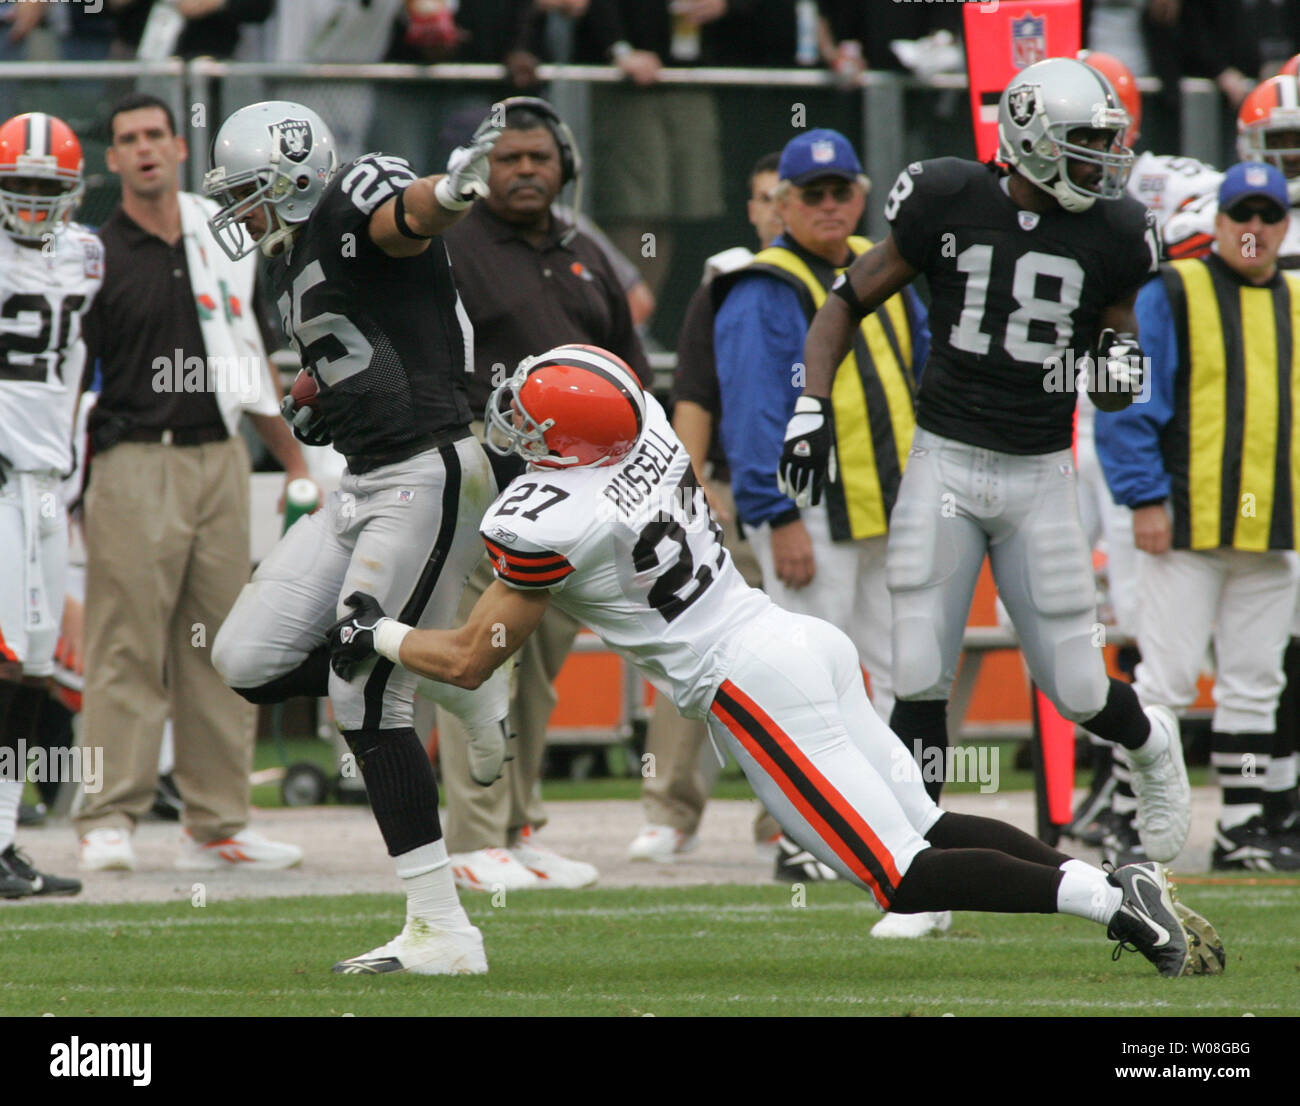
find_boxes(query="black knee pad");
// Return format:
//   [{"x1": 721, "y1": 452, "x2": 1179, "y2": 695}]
[{"x1": 231, "y1": 644, "x2": 331, "y2": 705}]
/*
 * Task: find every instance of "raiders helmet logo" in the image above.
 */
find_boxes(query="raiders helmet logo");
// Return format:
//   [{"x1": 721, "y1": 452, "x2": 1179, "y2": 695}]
[
  {"x1": 1007, "y1": 85, "x2": 1037, "y2": 128},
  {"x1": 271, "y1": 118, "x2": 313, "y2": 163}
]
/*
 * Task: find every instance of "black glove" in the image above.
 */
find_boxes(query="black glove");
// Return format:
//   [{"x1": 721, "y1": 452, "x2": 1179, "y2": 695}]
[
  {"x1": 327, "y1": 591, "x2": 391, "y2": 680},
  {"x1": 777, "y1": 396, "x2": 838, "y2": 507},
  {"x1": 1090, "y1": 328, "x2": 1145, "y2": 412}
]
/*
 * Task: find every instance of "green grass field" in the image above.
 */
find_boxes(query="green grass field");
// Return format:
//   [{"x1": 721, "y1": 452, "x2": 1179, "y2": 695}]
[{"x1": 4, "y1": 878, "x2": 1296, "y2": 1017}]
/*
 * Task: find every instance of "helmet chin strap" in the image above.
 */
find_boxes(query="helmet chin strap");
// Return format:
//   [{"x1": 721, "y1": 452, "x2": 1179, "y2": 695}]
[
  {"x1": 258, "y1": 207, "x2": 299, "y2": 258},
  {"x1": 1051, "y1": 177, "x2": 1096, "y2": 212}
]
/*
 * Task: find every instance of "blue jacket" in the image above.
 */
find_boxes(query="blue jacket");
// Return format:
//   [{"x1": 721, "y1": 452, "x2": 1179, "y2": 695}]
[
  {"x1": 713, "y1": 238, "x2": 929, "y2": 529},
  {"x1": 1093, "y1": 276, "x2": 1176, "y2": 509}
]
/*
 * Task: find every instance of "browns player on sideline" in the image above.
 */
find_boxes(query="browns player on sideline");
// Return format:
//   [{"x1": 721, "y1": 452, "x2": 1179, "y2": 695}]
[
  {"x1": 0, "y1": 112, "x2": 98, "y2": 898},
  {"x1": 205, "y1": 101, "x2": 510, "y2": 975},
  {"x1": 778, "y1": 58, "x2": 1193, "y2": 904},
  {"x1": 326, "y1": 343, "x2": 1224, "y2": 979}
]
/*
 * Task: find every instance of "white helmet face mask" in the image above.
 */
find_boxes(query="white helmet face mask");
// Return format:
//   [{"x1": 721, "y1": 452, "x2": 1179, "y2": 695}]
[
  {"x1": 203, "y1": 100, "x2": 338, "y2": 261},
  {"x1": 998, "y1": 57, "x2": 1134, "y2": 213},
  {"x1": 1239, "y1": 121, "x2": 1300, "y2": 206}
]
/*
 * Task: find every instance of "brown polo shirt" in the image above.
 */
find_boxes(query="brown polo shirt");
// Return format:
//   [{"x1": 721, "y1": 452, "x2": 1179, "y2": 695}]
[
  {"x1": 82, "y1": 206, "x2": 225, "y2": 439},
  {"x1": 442, "y1": 202, "x2": 651, "y2": 418}
]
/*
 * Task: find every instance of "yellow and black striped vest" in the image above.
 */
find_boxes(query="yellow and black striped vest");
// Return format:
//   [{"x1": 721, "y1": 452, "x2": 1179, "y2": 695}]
[
  {"x1": 717, "y1": 237, "x2": 919, "y2": 541},
  {"x1": 1160, "y1": 254, "x2": 1300, "y2": 551}
]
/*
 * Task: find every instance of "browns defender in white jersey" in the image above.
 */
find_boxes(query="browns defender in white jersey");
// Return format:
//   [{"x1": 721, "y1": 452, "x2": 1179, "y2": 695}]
[
  {"x1": 0, "y1": 111, "x2": 97, "y2": 899},
  {"x1": 327, "y1": 343, "x2": 1226, "y2": 979}
]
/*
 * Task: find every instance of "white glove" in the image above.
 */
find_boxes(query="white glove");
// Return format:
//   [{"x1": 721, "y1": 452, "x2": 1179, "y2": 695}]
[{"x1": 434, "y1": 124, "x2": 501, "y2": 210}]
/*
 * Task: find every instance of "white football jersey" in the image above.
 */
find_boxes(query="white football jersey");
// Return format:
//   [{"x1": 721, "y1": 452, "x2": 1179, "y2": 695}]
[
  {"x1": 1162, "y1": 188, "x2": 1300, "y2": 264},
  {"x1": 0, "y1": 223, "x2": 102, "y2": 473},
  {"x1": 479, "y1": 396, "x2": 771, "y2": 719},
  {"x1": 1127, "y1": 151, "x2": 1222, "y2": 235}
]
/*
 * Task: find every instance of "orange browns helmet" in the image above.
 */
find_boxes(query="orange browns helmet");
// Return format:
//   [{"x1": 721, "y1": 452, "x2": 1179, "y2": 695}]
[
  {"x1": 485, "y1": 344, "x2": 646, "y2": 470},
  {"x1": 1238, "y1": 74, "x2": 1300, "y2": 200},
  {"x1": 1080, "y1": 51, "x2": 1141, "y2": 148},
  {"x1": 1279, "y1": 54, "x2": 1300, "y2": 77},
  {"x1": 0, "y1": 112, "x2": 84, "y2": 240}
]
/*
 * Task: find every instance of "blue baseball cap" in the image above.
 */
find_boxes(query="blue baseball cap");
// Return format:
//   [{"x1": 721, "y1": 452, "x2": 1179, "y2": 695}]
[
  {"x1": 778, "y1": 129, "x2": 863, "y2": 186},
  {"x1": 1218, "y1": 161, "x2": 1288, "y2": 214}
]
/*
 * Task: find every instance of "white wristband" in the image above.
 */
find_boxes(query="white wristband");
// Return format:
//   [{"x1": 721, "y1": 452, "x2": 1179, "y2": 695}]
[
  {"x1": 434, "y1": 176, "x2": 472, "y2": 211},
  {"x1": 374, "y1": 618, "x2": 413, "y2": 665}
]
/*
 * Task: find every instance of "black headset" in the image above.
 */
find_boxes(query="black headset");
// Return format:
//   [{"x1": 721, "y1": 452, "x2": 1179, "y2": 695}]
[{"x1": 493, "y1": 95, "x2": 581, "y2": 185}]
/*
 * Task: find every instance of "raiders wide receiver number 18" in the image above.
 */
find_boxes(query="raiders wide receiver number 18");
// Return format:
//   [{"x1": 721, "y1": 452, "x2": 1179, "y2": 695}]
[{"x1": 779, "y1": 57, "x2": 1191, "y2": 875}]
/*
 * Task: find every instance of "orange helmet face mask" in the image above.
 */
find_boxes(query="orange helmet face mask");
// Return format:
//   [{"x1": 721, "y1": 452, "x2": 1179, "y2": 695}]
[
  {"x1": 0, "y1": 112, "x2": 84, "y2": 241},
  {"x1": 486, "y1": 344, "x2": 646, "y2": 470},
  {"x1": 1237, "y1": 74, "x2": 1300, "y2": 202}
]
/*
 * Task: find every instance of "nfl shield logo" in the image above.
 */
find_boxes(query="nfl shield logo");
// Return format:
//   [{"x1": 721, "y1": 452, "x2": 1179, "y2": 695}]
[
  {"x1": 272, "y1": 118, "x2": 313, "y2": 163},
  {"x1": 1011, "y1": 14, "x2": 1046, "y2": 69},
  {"x1": 1018, "y1": 210, "x2": 1040, "y2": 231},
  {"x1": 810, "y1": 139, "x2": 835, "y2": 164},
  {"x1": 1246, "y1": 165, "x2": 1269, "y2": 187},
  {"x1": 398, "y1": 488, "x2": 415, "y2": 503}
]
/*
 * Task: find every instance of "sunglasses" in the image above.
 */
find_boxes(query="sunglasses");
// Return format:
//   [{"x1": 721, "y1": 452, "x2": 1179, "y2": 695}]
[
  {"x1": 1224, "y1": 200, "x2": 1287, "y2": 224},
  {"x1": 798, "y1": 181, "x2": 855, "y2": 206}
]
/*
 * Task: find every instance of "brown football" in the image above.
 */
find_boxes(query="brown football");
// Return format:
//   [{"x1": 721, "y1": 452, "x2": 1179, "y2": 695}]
[{"x1": 290, "y1": 370, "x2": 320, "y2": 408}]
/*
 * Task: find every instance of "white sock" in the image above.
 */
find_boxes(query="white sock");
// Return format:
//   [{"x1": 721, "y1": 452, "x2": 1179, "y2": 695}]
[
  {"x1": 1265, "y1": 752, "x2": 1298, "y2": 792},
  {"x1": 0, "y1": 779, "x2": 23, "y2": 853},
  {"x1": 1219, "y1": 803, "x2": 1262, "y2": 831},
  {"x1": 395, "y1": 840, "x2": 465, "y2": 923},
  {"x1": 1057, "y1": 858, "x2": 1122, "y2": 925}
]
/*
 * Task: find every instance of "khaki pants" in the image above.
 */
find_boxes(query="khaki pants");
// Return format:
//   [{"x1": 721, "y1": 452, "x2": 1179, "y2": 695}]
[
  {"x1": 75, "y1": 438, "x2": 256, "y2": 843},
  {"x1": 640, "y1": 478, "x2": 779, "y2": 842},
  {"x1": 438, "y1": 555, "x2": 581, "y2": 852}
]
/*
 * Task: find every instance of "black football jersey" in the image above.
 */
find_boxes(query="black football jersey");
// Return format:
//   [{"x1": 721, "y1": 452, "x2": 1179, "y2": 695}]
[
  {"x1": 269, "y1": 151, "x2": 475, "y2": 471},
  {"x1": 886, "y1": 157, "x2": 1159, "y2": 454}
]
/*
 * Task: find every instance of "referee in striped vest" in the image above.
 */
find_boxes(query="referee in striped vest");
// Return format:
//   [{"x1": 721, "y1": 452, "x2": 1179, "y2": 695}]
[
  {"x1": 1097, "y1": 162, "x2": 1300, "y2": 872},
  {"x1": 713, "y1": 129, "x2": 928, "y2": 740}
]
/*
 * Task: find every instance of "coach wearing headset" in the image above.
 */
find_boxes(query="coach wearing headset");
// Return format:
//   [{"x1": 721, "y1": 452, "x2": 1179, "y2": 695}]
[{"x1": 437, "y1": 98, "x2": 652, "y2": 892}]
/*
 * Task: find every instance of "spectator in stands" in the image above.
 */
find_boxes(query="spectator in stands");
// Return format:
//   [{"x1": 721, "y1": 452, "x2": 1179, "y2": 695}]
[
  {"x1": 1180, "y1": 0, "x2": 1300, "y2": 107},
  {"x1": 107, "y1": 0, "x2": 274, "y2": 60}
]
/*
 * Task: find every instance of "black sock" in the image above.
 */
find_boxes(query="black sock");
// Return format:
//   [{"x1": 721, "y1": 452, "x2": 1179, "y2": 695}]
[
  {"x1": 31, "y1": 694, "x2": 75, "y2": 806},
  {"x1": 341, "y1": 727, "x2": 442, "y2": 856},
  {"x1": 926, "y1": 811, "x2": 1073, "y2": 867},
  {"x1": 1116, "y1": 645, "x2": 1141, "y2": 681},
  {"x1": 889, "y1": 845, "x2": 1062, "y2": 914},
  {"x1": 890, "y1": 699, "x2": 948, "y2": 801},
  {"x1": 232, "y1": 644, "x2": 331, "y2": 704},
  {"x1": 1081, "y1": 677, "x2": 1150, "y2": 750}
]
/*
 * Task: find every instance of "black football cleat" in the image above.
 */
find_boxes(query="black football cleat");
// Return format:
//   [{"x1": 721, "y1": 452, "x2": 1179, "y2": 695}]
[
  {"x1": 1, "y1": 845, "x2": 82, "y2": 897},
  {"x1": 1106, "y1": 862, "x2": 1191, "y2": 977}
]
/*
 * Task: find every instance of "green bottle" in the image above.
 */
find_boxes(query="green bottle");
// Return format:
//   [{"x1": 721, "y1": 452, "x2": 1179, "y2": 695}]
[{"x1": 284, "y1": 477, "x2": 319, "y2": 532}]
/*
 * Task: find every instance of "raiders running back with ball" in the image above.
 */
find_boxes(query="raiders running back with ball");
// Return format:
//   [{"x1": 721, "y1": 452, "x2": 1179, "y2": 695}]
[
  {"x1": 779, "y1": 57, "x2": 1192, "y2": 873},
  {"x1": 205, "y1": 100, "x2": 511, "y2": 976},
  {"x1": 326, "y1": 343, "x2": 1225, "y2": 979}
]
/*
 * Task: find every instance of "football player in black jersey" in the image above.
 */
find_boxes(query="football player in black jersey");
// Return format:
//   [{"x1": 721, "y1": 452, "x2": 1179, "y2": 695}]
[
  {"x1": 779, "y1": 58, "x2": 1191, "y2": 927},
  {"x1": 205, "y1": 100, "x2": 511, "y2": 975}
]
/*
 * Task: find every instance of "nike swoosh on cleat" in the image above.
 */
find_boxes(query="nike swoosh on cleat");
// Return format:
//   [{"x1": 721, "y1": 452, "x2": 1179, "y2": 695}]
[
  {"x1": 333, "y1": 957, "x2": 404, "y2": 974},
  {"x1": 1124, "y1": 869, "x2": 1172, "y2": 946}
]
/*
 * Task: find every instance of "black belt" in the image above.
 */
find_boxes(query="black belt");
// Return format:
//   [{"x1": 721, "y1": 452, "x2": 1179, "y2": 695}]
[
  {"x1": 346, "y1": 426, "x2": 472, "y2": 475},
  {"x1": 120, "y1": 426, "x2": 229, "y2": 446}
]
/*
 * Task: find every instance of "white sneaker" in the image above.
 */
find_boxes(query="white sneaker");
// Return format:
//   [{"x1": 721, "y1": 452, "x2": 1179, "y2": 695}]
[
  {"x1": 450, "y1": 847, "x2": 540, "y2": 892},
  {"x1": 176, "y1": 828, "x2": 304, "y2": 871},
  {"x1": 1127, "y1": 705, "x2": 1191, "y2": 863},
  {"x1": 510, "y1": 827, "x2": 598, "y2": 889},
  {"x1": 332, "y1": 915, "x2": 487, "y2": 975},
  {"x1": 626, "y1": 824, "x2": 698, "y2": 863},
  {"x1": 79, "y1": 828, "x2": 136, "y2": 872},
  {"x1": 870, "y1": 911, "x2": 953, "y2": 938}
]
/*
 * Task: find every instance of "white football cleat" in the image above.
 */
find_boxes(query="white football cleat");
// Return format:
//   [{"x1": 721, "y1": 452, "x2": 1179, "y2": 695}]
[
  {"x1": 332, "y1": 915, "x2": 487, "y2": 975},
  {"x1": 450, "y1": 847, "x2": 541, "y2": 891},
  {"x1": 176, "y1": 828, "x2": 303, "y2": 871},
  {"x1": 1127, "y1": 705, "x2": 1191, "y2": 863},
  {"x1": 510, "y1": 826, "x2": 598, "y2": 889},
  {"x1": 79, "y1": 827, "x2": 136, "y2": 872},
  {"x1": 870, "y1": 910, "x2": 953, "y2": 939},
  {"x1": 626, "y1": 824, "x2": 698, "y2": 863}
]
